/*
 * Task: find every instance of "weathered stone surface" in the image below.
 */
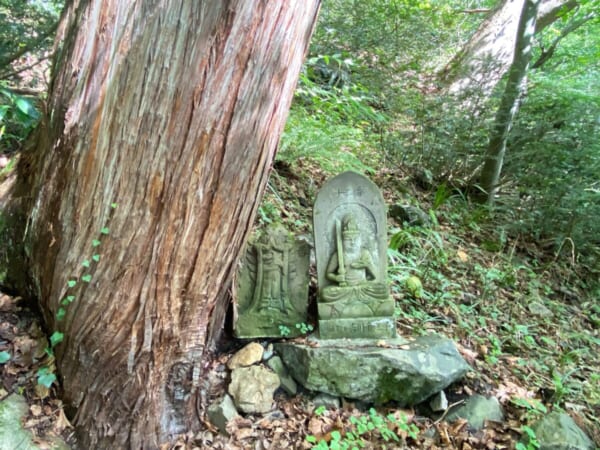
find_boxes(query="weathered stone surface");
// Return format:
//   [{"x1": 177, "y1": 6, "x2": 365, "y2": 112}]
[
  {"x1": 275, "y1": 334, "x2": 469, "y2": 405},
  {"x1": 227, "y1": 342, "x2": 264, "y2": 369},
  {"x1": 0, "y1": 394, "x2": 70, "y2": 450},
  {"x1": 528, "y1": 300, "x2": 554, "y2": 318},
  {"x1": 266, "y1": 355, "x2": 297, "y2": 395},
  {"x1": 429, "y1": 390, "x2": 448, "y2": 412},
  {"x1": 207, "y1": 395, "x2": 239, "y2": 435},
  {"x1": 263, "y1": 343, "x2": 274, "y2": 361},
  {"x1": 446, "y1": 395, "x2": 503, "y2": 430},
  {"x1": 228, "y1": 365, "x2": 280, "y2": 414},
  {"x1": 319, "y1": 317, "x2": 396, "y2": 339},
  {"x1": 526, "y1": 412, "x2": 594, "y2": 450},
  {"x1": 313, "y1": 172, "x2": 395, "y2": 339},
  {"x1": 234, "y1": 225, "x2": 310, "y2": 338}
]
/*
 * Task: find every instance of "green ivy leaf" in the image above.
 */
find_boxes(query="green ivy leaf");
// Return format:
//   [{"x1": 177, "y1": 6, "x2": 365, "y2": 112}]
[
  {"x1": 81, "y1": 274, "x2": 92, "y2": 283},
  {"x1": 100, "y1": 227, "x2": 109, "y2": 235},
  {"x1": 82, "y1": 260, "x2": 90, "y2": 268},
  {"x1": 61, "y1": 295, "x2": 76, "y2": 306},
  {"x1": 50, "y1": 331, "x2": 64, "y2": 347},
  {"x1": 0, "y1": 351, "x2": 10, "y2": 364},
  {"x1": 67, "y1": 280, "x2": 77, "y2": 288},
  {"x1": 111, "y1": 203, "x2": 118, "y2": 209},
  {"x1": 92, "y1": 239, "x2": 101, "y2": 247},
  {"x1": 15, "y1": 96, "x2": 40, "y2": 119},
  {"x1": 92, "y1": 254, "x2": 100, "y2": 262},
  {"x1": 37, "y1": 368, "x2": 57, "y2": 388},
  {"x1": 56, "y1": 308, "x2": 66, "y2": 321}
]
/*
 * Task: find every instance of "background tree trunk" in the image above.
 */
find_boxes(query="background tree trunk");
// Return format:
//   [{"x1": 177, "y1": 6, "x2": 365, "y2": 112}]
[
  {"x1": 439, "y1": 0, "x2": 577, "y2": 98},
  {"x1": 6, "y1": 1, "x2": 320, "y2": 448},
  {"x1": 479, "y1": 0, "x2": 540, "y2": 202}
]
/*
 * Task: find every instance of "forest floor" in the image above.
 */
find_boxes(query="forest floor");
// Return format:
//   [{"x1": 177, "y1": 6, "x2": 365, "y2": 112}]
[{"x1": 0, "y1": 158, "x2": 599, "y2": 449}]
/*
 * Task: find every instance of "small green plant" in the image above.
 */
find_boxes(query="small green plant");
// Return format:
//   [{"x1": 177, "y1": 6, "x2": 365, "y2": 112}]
[
  {"x1": 278, "y1": 325, "x2": 291, "y2": 337},
  {"x1": 485, "y1": 334, "x2": 502, "y2": 365},
  {"x1": 305, "y1": 408, "x2": 417, "y2": 449},
  {"x1": 36, "y1": 367, "x2": 56, "y2": 388},
  {"x1": 0, "y1": 85, "x2": 41, "y2": 152},
  {"x1": 314, "y1": 405, "x2": 327, "y2": 416},
  {"x1": 0, "y1": 350, "x2": 10, "y2": 363},
  {"x1": 511, "y1": 397, "x2": 547, "y2": 421},
  {"x1": 296, "y1": 322, "x2": 314, "y2": 334},
  {"x1": 516, "y1": 425, "x2": 540, "y2": 450}
]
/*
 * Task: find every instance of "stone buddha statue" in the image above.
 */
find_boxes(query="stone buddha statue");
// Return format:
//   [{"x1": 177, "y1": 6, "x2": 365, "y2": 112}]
[
  {"x1": 313, "y1": 171, "x2": 396, "y2": 339},
  {"x1": 320, "y1": 214, "x2": 390, "y2": 318}
]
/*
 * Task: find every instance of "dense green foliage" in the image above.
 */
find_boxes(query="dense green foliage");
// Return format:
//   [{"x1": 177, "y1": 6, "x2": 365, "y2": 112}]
[
  {"x1": 279, "y1": 0, "x2": 600, "y2": 265},
  {"x1": 0, "y1": 0, "x2": 61, "y2": 154},
  {"x1": 0, "y1": 0, "x2": 61, "y2": 73}
]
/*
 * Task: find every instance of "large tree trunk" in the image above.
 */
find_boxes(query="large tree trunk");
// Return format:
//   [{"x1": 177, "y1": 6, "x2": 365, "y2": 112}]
[
  {"x1": 439, "y1": 0, "x2": 577, "y2": 97},
  {"x1": 479, "y1": 0, "x2": 540, "y2": 202},
  {"x1": 5, "y1": 1, "x2": 319, "y2": 448}
]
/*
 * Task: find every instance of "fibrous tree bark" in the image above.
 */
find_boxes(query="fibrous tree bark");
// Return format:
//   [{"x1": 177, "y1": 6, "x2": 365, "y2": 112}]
[
  {"x1": 439, "y1": 0, "x2": 577, "y2": 97},
  {"x1": 4, "y1": 0, "x2": 320, "y2": 448},
  {"x1": 479, "y1": 0, "x2": 540, "y2": 202}
]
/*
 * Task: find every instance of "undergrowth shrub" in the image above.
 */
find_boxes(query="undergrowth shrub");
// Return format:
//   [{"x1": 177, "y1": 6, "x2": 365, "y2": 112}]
[{"x1": 501, "y1": 72, "x2": 600, "y2": 262}]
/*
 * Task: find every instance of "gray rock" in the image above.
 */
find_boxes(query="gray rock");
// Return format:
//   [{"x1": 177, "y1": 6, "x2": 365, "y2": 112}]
[
  {"x1": 228, "y1": 365, "x2": 280, "y2": 414},
  {"x1": 0, "y1": 394, "x2": 70, "y2": 449},
  {"x1": 266, "y1": 355, "x2": 297, "y2": 395},
  {"x1": 207, "y1": 395, "x2": 239, "y2": 435},
  {"x1": 262, "y1": 343, "x2": 274, "y2": 361},
  {"x1": 446, "y1": 395, "x2": 503, "y2": 430},
  {"x1": 312, "y1": 393, "x2": 341, "y2": 410},
  {"x1": 526, "y1": 412, "x2": 594, "y2": 450},
  {"x1": 389, "y1": 204, "x2": 431, "y2": 227},
  {"x1": 429, "y1": 390, "x2": 448, "y2": 412},
  {"x1": 227, "y1": 342, "x2": 264, "y2": 369},
  {"x1": 275, "y1": 334, "x2": 469, "y2": 405},
  {"x1": 528, "y1": 300, "x2": 554, "y2": 318}
]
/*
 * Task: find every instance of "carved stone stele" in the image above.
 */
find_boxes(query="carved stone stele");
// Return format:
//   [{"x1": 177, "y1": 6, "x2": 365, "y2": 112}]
[
  {"x1": 313, "y1": 171, "x2": 395, "y2": 339},
  {"x1": 233, "y1": 225, "x2": 310, "y2": 338}
]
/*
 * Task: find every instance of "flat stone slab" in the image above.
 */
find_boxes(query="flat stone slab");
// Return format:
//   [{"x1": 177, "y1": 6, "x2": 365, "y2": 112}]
[
  {"x1": 275, "y1": 334, "x2": 469, "y2": 405},
  {"x1": 446, "y1": 394, "x2": 504, "y2": 430},
  {"x1": 528, "y1": 412, "x2": 594, "y2": 450}
]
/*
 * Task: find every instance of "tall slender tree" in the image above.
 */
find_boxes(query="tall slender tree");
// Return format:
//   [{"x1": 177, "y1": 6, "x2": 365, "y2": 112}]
[
  {"x1": 2, "y1": 1, "x2": 320, "y2": 448},
  {"x1": 479, "y1": 0, "x2": 540, "y2": 202},
  {"x1": 439, "y1": 0, "x2": 576, "y2": 98}
]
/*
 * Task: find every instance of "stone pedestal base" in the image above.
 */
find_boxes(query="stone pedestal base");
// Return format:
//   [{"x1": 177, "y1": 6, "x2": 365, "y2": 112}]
[{"x1": 318, "y1": 317, "x2": 396, "y2": 339}]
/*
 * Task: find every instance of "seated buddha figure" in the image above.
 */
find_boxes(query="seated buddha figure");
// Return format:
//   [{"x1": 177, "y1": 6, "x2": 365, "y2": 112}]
[{"x1": 320, "y1": 214, "x2": 390, "y2": 318}]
